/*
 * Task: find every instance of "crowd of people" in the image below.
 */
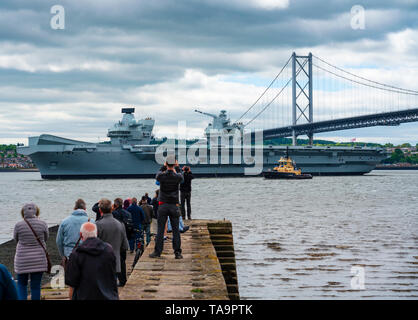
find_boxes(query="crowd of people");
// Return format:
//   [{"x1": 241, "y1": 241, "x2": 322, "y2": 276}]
[{"x1": 0, "y1": 158, "x2": 194, "y2": 301}]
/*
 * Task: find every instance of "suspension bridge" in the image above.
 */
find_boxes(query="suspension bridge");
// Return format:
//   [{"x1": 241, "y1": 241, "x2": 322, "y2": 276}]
[{"x1": 235, "y1": 52, "x2": 418, "y2": 145}]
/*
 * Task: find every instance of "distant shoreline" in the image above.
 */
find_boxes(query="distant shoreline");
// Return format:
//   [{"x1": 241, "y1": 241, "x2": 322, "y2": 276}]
[
  {"x1": 375, "y1": 166, "x2": 418, "y2": 170},
  {"x1": 0, "y1": 168, "x2": 38, "y2": 172}
]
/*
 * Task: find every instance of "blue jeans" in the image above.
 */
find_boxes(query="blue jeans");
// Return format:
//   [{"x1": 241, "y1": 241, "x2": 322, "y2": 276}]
[
  {"x1": 17, "y1": 272, "x2": 43, "y2": 300},
  {"x1": 143, "y1": 224, "x2": 151, "y2": 245},
  {"x1": 167, "y1": 216, "x2": 185, "y2": 232}
]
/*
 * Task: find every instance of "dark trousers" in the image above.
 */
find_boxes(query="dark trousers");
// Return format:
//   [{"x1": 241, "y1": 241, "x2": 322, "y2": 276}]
[
  {"x1": 129, "y1": 228, "x2": 144, "y2": 251},
  {"x1": 17, "y1": 272, "x2": 43, "y2": 300},
  {"x1": 117, "y1": 249, "x2": 127, "y2": 286},
  {"x1": 143, "y1": 223, "x2": 151, "y2": 245},
  {"x1": 154, "y1": 203, "x2": 181, "y2": 255},
  {"x1": 180, "y1": 191, "x2": 192, "y2": 219}
]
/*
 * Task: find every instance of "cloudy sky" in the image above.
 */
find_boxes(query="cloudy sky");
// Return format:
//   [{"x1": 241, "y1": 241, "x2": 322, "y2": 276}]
[{"x1": 0, "y1": 0, "x2": 417, "y2": 145}]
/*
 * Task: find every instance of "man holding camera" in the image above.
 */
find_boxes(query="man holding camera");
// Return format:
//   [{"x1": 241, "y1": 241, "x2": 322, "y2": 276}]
[
  {"x1": 149, "y1": 155, "x2": 184, "y2": 260},
  {"x1": 180, "y1": 166, "x2": 194, "y2": 220}
]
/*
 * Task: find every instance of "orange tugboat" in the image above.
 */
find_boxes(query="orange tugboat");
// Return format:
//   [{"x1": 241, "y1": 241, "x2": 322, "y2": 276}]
[{"x1": 263, "y1": 148, "x2": 313, "y2": 180}]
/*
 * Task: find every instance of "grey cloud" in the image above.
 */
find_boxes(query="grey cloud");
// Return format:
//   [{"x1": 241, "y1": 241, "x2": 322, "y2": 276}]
[
  {"x1": 2, "y1": 0, "x2": 417, "y2": 49},
  {"x1": 0, "y1": 0, "x2": 417, "y2": 143}
]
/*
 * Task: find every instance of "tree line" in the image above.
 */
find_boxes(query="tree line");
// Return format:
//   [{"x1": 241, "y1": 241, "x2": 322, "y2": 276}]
[{"x1": 1, "y1": 142, "x2": 417, "y2": 164}]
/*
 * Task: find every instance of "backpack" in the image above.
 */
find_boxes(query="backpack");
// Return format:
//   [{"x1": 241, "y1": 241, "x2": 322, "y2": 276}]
[
  {"x1": 114, "y1": 209, "x2": 134, "y2": 238},
  {"x1": 123, "y1": 213, "x2": 134, "y2": 238},
  {"x1": 141, "y1": 205, "x2": 153, "y2": 224}
]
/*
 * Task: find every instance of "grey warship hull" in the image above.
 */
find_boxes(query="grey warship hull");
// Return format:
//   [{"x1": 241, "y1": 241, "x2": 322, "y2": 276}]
[{"x1": 19, "y1": 134, "x2": 388, "y2": 179}]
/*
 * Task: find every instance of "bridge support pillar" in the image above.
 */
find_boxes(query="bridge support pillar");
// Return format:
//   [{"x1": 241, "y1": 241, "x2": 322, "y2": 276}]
[
  {"x1": 291, "y1": 52, "x2": 313, "y2": 146},
  {"x1": 308, "y1": 133, "x2": 313, "y2": 146},
  {"x1": 292, "y1": 130, "x2": 297, "y2": 146}
]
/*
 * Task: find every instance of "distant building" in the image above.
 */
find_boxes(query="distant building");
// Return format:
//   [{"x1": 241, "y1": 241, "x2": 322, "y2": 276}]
[{"x1": 1, "y1": 153, "x2": 35, "y2": 169}]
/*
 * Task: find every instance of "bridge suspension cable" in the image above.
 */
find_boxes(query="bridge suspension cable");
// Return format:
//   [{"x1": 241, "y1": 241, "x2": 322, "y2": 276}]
[
  {"x1": 234, "y1": 55, "x2": 292, "y2": 123},
  {"x1": 313, "y1": 63, "x2": 418, "y2": 96},
  {"x1": 312, "y1": 54, "x2": 418, "y2": 95},
  {"x1": 242, "y1": 57, "x2": 310, "y2": 127},
  {"x1": 235, "y1": 52, "x2": 418, "y2": 133},
  {"x1": 244, "y1": 78, "x2": 292, "y2": 127}
]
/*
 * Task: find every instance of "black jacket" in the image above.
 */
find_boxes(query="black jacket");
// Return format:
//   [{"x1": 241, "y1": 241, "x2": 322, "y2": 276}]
[
  {"x1": 126, "y1": 204, "x2": 145, "y2": 229},
  {"x1": 92, "y1": 202, "x2": 101, "y2": 221},
  {"x1": 0, "y1": 264, "x2": 17, "y2": 300},
  {"x1": 65, "y1": 237, "x2": 118, "y2": 300},
  {"x1": 112, "y1": 207, "x2": 134, "y2": 238},
  {"x1": 156, "y1": 169, "x2": 184, "y2": 204},
  {"x1": 150, "y1": 197, "x2": 159, "y2": 218},
  {"x1": 180, "y1": 171, "x2": 194, "y2": 192}
]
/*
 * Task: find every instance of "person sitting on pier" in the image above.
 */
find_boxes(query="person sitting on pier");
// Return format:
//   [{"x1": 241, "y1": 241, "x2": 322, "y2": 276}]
[
  {"x1": 65, "y1": 222, "x2": 118, "y2": 300},
  {"x1": 149, "y1": 155, "x2": 184, "y2": 259},
  {"x1": 167, "y1": 216, "x2": 189, "y2": 233}
]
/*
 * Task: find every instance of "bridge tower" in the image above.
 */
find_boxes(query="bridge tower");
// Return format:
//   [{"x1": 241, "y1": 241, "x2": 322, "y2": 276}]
[{"x1": 292, "y1": 52, "x2": 313, "y2": 145}]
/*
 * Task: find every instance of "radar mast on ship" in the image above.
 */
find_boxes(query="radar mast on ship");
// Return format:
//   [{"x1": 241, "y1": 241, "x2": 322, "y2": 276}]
[
  {"x1": 107, "y1": 108, "x2": 155, "y2": 145},
  {"x1": 195, "y1": 109, "x2": 244, "y2": 138}
]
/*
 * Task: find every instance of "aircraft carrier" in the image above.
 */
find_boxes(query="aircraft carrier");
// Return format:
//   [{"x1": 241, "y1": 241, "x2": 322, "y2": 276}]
[{"x1": 17, "y1": 108, "x2": 389, "y2": 179}]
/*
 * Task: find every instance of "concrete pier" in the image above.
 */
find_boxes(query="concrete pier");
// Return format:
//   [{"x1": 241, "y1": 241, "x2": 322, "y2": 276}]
[
  {"x1": 120, "y1": 219, "x2": 239, "y2": 300},
  {"x1": 207, "y1": 221, "x2": 239, "y2": 300},
  {"x1": 38, "y1": 219, "x2": 239, "y2": 300}
]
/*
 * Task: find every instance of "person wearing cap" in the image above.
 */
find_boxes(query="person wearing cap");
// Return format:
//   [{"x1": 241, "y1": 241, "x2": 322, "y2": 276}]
[
  {"x1": 149, "y1": 155, "x2": 184, "y2": 259},
  {"x1": 13, "y1": 203, "x2": 49, "y2": 300}
]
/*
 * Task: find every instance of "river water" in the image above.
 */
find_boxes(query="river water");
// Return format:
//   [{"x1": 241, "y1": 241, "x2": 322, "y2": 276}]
[{"x1": 0, "y1": 170, "x2": 417, "y2": 299}]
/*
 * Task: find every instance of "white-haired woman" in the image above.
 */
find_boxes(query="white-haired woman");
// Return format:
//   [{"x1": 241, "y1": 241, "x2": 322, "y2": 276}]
[{"x1": 13, "y1": 203, "x2": 49, "y2": 300}]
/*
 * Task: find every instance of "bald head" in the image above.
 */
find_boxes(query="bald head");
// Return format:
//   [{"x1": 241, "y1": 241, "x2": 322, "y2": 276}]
[{"x1": 80, "y1": 222, "x2": 97, "y2": 240}]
